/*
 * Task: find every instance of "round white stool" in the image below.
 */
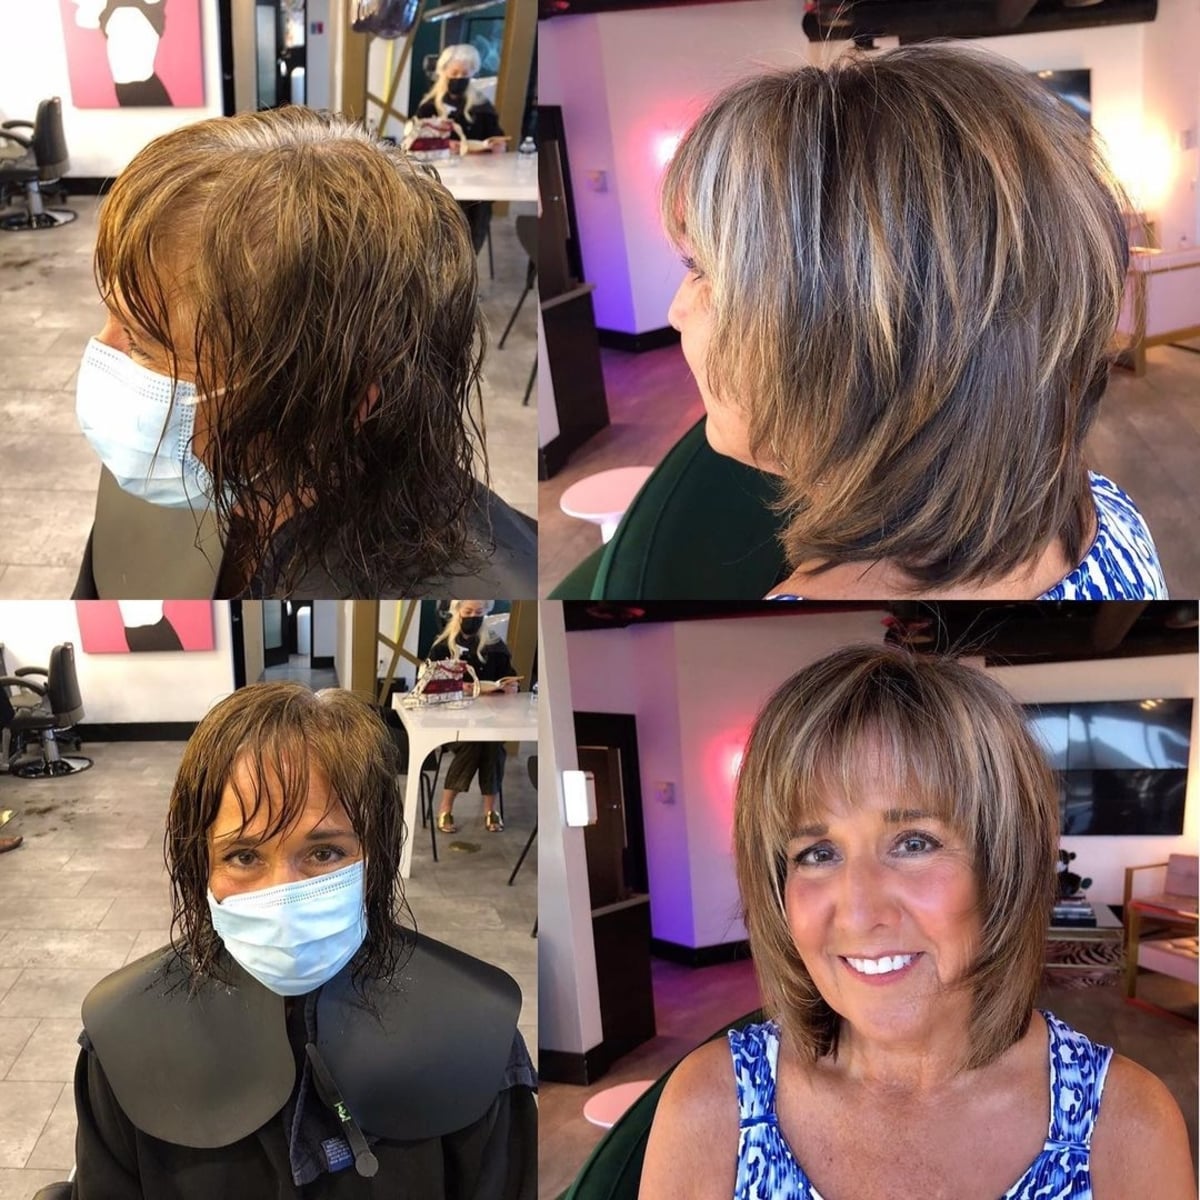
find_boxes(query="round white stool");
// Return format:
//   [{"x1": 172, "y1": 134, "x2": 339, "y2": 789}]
[
  {"x1": 582, "y1": 1079, "x2": 656, "y2": 1129},
  {"x1": 559, "y1": 466, "x2": 654, "y2": 543}
]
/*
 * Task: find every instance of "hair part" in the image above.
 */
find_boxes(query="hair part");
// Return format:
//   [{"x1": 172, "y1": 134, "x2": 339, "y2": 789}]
[
  {"x1": 734, "y1": 643, "x2": 1058, "y2": 1071},
  {"x1": 166, "y1": 682, "x2": 413, "y2": 991},
  {"x1": 662, "y1": 44, "x2": 1130, "y2": 588},
  {"x1": 96, "y1": 106, "x2": 488, "y2": 595}
]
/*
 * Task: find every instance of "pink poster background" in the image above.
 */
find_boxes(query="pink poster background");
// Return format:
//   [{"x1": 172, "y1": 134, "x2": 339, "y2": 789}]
[
  {"x1": 76, "y1": 601, "x2": 216, "y2": 653},
  {"x1": 58, "y1": 0, "x2": 206, "y2": 109}
]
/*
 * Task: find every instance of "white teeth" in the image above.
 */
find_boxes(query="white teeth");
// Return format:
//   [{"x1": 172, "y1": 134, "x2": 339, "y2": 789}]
[{"x1": 845, "y1": 954, "x2": 914, "y2": 976}]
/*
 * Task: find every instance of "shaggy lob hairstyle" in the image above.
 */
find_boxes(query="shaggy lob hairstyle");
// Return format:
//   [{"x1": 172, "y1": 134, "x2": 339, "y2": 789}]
[
  {"x1": 166, "y1": 683, "x2": 410, "y2": 989},
  {"x1": 96, "y1": 106, "x2": 485, "y2": 596},
  {"x1": 734, "y1": 644, "x2": 1059, "y2": 1071},
  {"x1": 662, "y1": 45, "x2": 1130, "y2": 589}
]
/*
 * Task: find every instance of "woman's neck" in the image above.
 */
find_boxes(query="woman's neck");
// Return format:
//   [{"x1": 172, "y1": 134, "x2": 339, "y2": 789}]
[{"x1": 774, "y1": 507, "x2": 1098, "y2": 600}]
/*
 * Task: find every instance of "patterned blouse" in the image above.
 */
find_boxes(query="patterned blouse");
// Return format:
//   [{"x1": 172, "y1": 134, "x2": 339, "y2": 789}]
[
  {"x1": 729, "y1": 1011, "x2": 1113, "y2": 1199},
  {"x1": 769, "y1": 472, "x2": 1166, "y2": 601}
]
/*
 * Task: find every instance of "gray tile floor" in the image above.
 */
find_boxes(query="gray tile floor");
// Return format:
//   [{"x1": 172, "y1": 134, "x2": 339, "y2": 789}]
[
  {"x1": 538, "y1": 956, "x2": 1197, "y2": 1200},
  {"x1": 540, "y1": 340, "x2": 1200, "y2": 597},
  {"x1": 0, "y1": 194, "x2": 537, "y2": 598},
  {"x1": 0, "y1": 737, "x2": 536, "y2": 1200}
]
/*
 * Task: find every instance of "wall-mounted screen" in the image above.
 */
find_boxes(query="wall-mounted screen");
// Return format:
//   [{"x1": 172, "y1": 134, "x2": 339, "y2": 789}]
[
  {"x1": 1026, "y1": 699, "x2": 1191, "y2": 835},
  {"x1": 1033, "y1": 68, "x2": 1092, "y2": 125}
]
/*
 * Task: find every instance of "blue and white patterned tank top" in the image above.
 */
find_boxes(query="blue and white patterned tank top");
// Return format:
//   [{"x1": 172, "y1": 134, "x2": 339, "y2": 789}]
[
  {"x1": 729, "y1": 1010, "x2": 1113, "y2": 1200},
  {"x1": 768, "y1": 472, "x2": 1166, "y2": 601}
]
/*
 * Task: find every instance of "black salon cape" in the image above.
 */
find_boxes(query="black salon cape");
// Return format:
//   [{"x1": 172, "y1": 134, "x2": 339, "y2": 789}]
[{"x1": 69, "y1": 994, "x2": 536, "y2": 1199}]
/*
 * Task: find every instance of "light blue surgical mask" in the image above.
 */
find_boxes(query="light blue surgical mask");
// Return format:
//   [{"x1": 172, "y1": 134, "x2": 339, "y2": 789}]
[
  {"x1": 75, "y1": 337, "x2": 216, "y2": 509},
  {"x1": 207, "y1": 859, "x2": 367, "y2": 997}
]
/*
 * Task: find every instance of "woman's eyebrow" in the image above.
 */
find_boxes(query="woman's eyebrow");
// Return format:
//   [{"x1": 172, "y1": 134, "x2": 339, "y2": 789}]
[
  {"x1": 882, "y1": 808, "x2": 943, "y2": 824},
  {"x1": 304, "y1": 826, "x2": 357, "y2": 841},
  {"x1": 793, "y1": 822, "x2": 828, "y2": 839}
]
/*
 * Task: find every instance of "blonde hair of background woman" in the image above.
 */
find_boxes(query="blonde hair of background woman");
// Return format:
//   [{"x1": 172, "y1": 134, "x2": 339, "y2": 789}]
[
  {"x1": 662, "y1": 43, "x2": 1131, "y2": 591},
  {"x1": 431, "y1": 599, "x2": 498, "y2": 663},
  {"x1": 421, "y1": 43, "x2": 484, "y2": 123}
]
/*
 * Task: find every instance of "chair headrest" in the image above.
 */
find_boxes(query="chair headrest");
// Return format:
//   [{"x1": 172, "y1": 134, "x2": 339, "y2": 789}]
[{"x1": 33, "y1": 97, "x2": 69, "y2": 178}]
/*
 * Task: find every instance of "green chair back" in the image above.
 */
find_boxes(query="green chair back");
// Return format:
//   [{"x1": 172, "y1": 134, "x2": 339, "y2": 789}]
[
  {"x1": 550, "y1": 419, "x2": 787, "y2": 600},
  {"x1": 558, "y1": 1009, "x2": 764, "y2": 1200}
]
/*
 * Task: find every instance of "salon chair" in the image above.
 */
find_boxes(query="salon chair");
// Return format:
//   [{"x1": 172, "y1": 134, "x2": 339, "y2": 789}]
[
  {"x1": 0, "y1": 97, "x2": 77, "y2": 231},
  {"x1": 550, "y1": 417, "x2": 787, "y2": 599},
  {"x1": 32, "y1": 1181, "x2": 71, "y2": 1200},
  {"x1": 557, "y1": 1009, "x2": 764, "y2": 1200},
  {"x1": 0, "y1": 643, "x2": 93, "y2": 777}
]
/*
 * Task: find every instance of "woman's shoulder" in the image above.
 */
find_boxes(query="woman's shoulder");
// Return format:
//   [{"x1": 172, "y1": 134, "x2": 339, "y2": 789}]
[
  {"x1": 1090, "y1": 1051, "x2": 1196, "y2": 1197},
  {"x1": 639, "y1": 1035, "x2": 742, "y2": 1199},
  {"x1": 1042, "y1": 473, "x2": 1167, "y2": 600}
]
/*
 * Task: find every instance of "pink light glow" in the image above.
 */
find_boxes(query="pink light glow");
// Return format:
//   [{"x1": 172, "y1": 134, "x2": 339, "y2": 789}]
[{"x1": 654, "y1": 132, "x2": 682, "y2": 170}]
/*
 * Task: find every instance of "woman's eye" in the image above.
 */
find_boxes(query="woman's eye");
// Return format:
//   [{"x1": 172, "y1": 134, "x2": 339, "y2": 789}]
[
  {"x1": 680, "y1": 255, "x2": 704, "y2": 280},
  {"x1": 310, "y1": 845, "x2": 348, "y2": 866},
  {"x1": 793, "y1": 842, "x2": 838, "y2": 867},
  {"x1": 224, "y1": 849, "x2": 259, "y2": 869},
  {"x1": 896, "y1": 832, "x2": 940, "y2": 855}
]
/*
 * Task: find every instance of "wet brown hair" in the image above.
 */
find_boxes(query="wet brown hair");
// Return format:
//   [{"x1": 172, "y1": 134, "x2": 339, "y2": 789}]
[
  {"x1": 662, "y1": 44, "x2": 1130, "y2": 589},
  {"x1": 166, "y1": 682, "x2": 411, "y2": 988},
  {"x1": 96, "y1": 105, "x2": 487, "y2": 596},
  {"x1": 734, "y1": 644, "x2": 1059, "y2": 1070}
]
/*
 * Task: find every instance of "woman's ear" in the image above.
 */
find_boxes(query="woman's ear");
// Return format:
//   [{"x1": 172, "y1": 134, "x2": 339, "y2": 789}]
[{"x1": 356, "y1": 382, "x2": 381, "y2": 428}]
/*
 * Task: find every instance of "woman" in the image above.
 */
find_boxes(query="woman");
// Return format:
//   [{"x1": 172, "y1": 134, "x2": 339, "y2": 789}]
[
  {"x1": 641, "y1": 645, "x2": 1194, "y2": 1198},
  {"x1": 416, "y1": 44, "x2": 507, "y2": 254},
  {"x1": 660, "y1": 44, "x2": 1165, "y2": 600},
  {"x1": 428, "y1": 599, "x2": 519, "y2": 834},
  {"x1": 69, "y1": 684, "x2": 535, "y2": 1198},
  {"x1": 73, "y1": 105, "x2": 536, "y2": 599}
]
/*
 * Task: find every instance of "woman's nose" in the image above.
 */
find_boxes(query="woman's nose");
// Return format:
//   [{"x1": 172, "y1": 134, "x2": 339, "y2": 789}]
[
  {"x1": 835, "y1": 856, "x2": 898, "y2": 932},
  {"x1": 667, "y1": 281, "x2": 687, "y2": 332}
]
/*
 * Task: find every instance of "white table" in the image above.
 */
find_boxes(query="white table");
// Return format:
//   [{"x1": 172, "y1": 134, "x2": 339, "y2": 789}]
[
  {"x1": 392, "y1": 691, "x2": 538, "y2": 877},
  {"x1": 426, "y1": 152, "x2": 538, "y2": 202}
]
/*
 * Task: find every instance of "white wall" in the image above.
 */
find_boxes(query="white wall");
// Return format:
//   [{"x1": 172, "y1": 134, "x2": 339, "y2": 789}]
[
  {"x1": 563, "y1": 612, "x2": 1199, "y2": 947},
  {"x1": 540, "y1": 3, "x2": 1196, "y2": 334},
  {"x1": 539, "y1": 601, "x2": 604, "y2": 1058},
  {"x1": 312, "y1": 599, "x2": 337, "y2": 661},
  {"x1": 1139, "y1": 0, "x2": 1200, "y2": 248},
  {"x1": 0, "y1": 0, "x2": 225, "y2": 179},
  {"x1": 994, "y1": 653, "x2": 1200, "y2": 904},
  {"x1": 0, "y1": 601, "x2": 235, "y2": 723},
  {"x1": 334, "y1": 601, "x2": 353, "y2": 692}
]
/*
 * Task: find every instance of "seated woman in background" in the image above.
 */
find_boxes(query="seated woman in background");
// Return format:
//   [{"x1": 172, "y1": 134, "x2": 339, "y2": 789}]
[
  {"x1": 428, "y1": 599, "x2": 519, "y2": 834},
  {"x1": 641, "y1": 645, "x2": 1194, "y2": 1199},
  {"x1": 74, "y1": 105, "x2": 535, "y2": 599},
  {"x1": 62, "y1": 683, "x2": 535, "y2": 1199},
  {"x1": 417, "y1": 44, "x2": 508, "y2": 254},
  {"x1": 660, "y1": 44, "x2": 1165, "y2": 600}
]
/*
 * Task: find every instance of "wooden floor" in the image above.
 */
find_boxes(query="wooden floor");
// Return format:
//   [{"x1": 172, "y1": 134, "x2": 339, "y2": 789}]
[
  {"x1": 537, "y1": 956, "x2": 1198, "y2": 1200},
  {"x1": 539, "y1": 341, "x2": 1200, "y2": 597}
]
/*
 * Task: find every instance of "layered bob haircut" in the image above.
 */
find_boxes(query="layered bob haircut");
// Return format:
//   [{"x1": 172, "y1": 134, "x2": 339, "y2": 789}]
[
  {"x1": 734, "y1": 644, "x2": 1059, "y2": 1070},
  {"x1": 662, "y1": 45, "x2": 1130, "y2": 589},
  {"x1": 166, "y1": 683, "x2": 410, "y2": 989},
  {"x1": 96, "y1": 106, "x2": 485, "y2": 596}
]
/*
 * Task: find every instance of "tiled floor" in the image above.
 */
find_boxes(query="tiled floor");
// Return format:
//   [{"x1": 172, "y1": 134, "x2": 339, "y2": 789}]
[
  {"x1": 0, "y1": 737, "x2": 536, "y2": 1200},
  {"x1": 539, "y1": 340, "x2": 1200, "y2": 597},
  {"x1": 538, "y1": 956, "x2": 1198, "y2": 1200},
  {"x1": 0, "y1": 194, "x2": 537, "y2": 598}
]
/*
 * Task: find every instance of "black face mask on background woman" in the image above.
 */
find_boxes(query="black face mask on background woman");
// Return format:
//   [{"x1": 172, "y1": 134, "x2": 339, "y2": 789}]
[
  {"x1": 447, "y1": 77, "x2": 470, "y2": 97},
  {"x1": 460, "y1": 616, "x2": 484, "y2": 635}
]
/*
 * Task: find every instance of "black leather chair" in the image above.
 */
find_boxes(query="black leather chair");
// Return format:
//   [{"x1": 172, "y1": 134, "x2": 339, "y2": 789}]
[
  {"x1": 0, "y1": 643, "x2": 93, "y2": 777},
  {"x1": 0, "y1": 97, "x2": 77, "y2": 231}
]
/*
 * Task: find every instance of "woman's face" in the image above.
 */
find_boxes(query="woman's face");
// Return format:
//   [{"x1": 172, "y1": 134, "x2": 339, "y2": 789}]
[
  {"x1": 208, "y1": 755, "x2": 363, "y2": 901},
  {"x1": 457, "y1": 600, "x2": 487, "y2": 619},
  {"x1": 667, "y1": 265, "x2": 760, "y2": 469},
  {"x1": 443, "y1": 62, "x2": 473, "y2": 80},
  {"x1": 783, "y1": 757, "x2": 980, "y2": 1047}
]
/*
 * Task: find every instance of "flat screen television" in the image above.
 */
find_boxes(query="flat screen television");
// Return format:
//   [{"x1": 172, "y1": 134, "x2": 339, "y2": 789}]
[
  {"x1": 1025, "y1": 699, "x2": 1191, "y2": 835},
  {"x1": 1032, "y1": 68, "x2": 1091, "y2": 125}
]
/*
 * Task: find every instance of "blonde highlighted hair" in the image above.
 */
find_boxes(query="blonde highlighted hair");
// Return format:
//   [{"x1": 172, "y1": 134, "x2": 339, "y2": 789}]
[
  {"x1": 734, "y1": 644, "x2": 1058, "y2": 1070},
  {"x1": 96, "y1": 105, "x2": 486, "y2": 595},
  {"x1": 662, "y1": 44, "x2": 1130, "y2": 589}
]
